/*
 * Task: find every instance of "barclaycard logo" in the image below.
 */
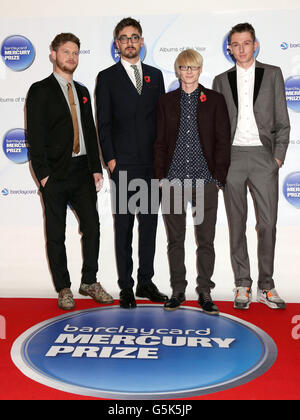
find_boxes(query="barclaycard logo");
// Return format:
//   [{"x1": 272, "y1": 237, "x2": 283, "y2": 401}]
[
  {"x1": 2, "y1": 128, "x2": 29, "y2": 164},
  {"x1": 1, "y1": 188, "x2": 9, "y2": 196},
  {"x1": 283, "y1": 172, "x2": 300, "y2": 208},
  {"x1": 1, "y1": 35, "x2": 35, "y2": 71},
  {"x1": 11, "y1": 305, "x2": 277, "y2": 399},
  {"x1": 281, "y1": 41, "x2": 300, "y2": 50}
]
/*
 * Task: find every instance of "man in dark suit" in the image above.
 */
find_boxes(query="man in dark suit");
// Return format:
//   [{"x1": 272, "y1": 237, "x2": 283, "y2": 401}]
[
  {"x1": 154, "y1": 49, "x2": 231, "y2": 313},
  {"x1": 213, "y1": 23, "x2": 290, "y2": 309},
  {"x1": 96, "y1": 17, "x2": 168, "y2": 308},
  {"x1": 26, "y1": 33, "x2": 113, "y2": 310}
]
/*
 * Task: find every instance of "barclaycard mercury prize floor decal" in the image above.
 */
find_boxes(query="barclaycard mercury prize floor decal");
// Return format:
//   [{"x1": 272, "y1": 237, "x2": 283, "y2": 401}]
[{"x1": 11, "y1": 305, "x2": 277, "y2": 399}]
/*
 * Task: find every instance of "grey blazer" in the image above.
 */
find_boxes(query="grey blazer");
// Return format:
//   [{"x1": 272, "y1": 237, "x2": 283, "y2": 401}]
[{"x1": 212, "y1": 60, "x2": 290, "y2": 162}]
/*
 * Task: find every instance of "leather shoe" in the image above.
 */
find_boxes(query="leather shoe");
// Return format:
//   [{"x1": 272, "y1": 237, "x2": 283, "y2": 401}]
[
  {"x1": 136, "y1": 282, "x2": 168, "y2": 302},
  {"x1": 198, "y1": 291, "x2": 219, "y2": 315},
  {"x1": 164, "y1": 293, "x2": 186, "y2": 311},
  {"x1": 119, "y1": 288, "x2": 136, "y2": 309}
]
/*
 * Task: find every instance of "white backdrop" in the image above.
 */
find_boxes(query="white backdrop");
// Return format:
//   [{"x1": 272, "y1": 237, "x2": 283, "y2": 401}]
[{"x1": 1, "y1": 1, "x2": 300, "y2": 302}]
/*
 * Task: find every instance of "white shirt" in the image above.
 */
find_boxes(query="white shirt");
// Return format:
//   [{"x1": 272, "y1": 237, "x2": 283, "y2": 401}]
[
  {"x1": 53, "y1": 72, "x2": 87, "y2": 157},
  {"x1": 233, "y1": 61, "x2": 262, "y2": 146},
  {"x1": 121, "y1": 57, "x2": 143, "y2": 89}
]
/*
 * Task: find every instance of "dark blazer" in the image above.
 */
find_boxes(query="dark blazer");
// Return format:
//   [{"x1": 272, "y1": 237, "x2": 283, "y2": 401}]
[
  {"x1": 95, "y1": 61, "x2": 165, "y2": 166},
  {"x1": 153, "y1": 84, "x2": 231, "y2": 186},
  {"x1": 212, "y1": 61, "x2": 290, "y2": 162},
  {"x1": 26, "y1": 74, "x2": 102, "y2": 182}
]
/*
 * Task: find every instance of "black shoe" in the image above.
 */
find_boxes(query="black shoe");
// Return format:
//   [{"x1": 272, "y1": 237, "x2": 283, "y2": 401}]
[
  {"x1": 136, "y1": 282, "x2": 168, "y2": 302},
  {"x1": 119, "y1": 288, "x2": 137, "y2": 309},
  {"x1": 198, "y1": 291, "x2": 219, "y2": 315},
  {"x1": 164, "y1": 293, "x2": 186, "y2": 311}
]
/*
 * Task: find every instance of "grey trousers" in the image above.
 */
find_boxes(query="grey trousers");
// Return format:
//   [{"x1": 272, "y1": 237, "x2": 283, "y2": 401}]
[
  {"x1": 163, "y1": 183, "x2": 218, "y2": 296},
  {"x1": 224, "y1": 146, "x2": 279, "y2": 290}
]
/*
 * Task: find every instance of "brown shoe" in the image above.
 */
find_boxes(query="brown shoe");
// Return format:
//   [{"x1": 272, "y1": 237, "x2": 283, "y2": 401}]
[
  {"x1": 79, "y1": 282, "x2": 114, "y2": 304},
  {"x1": 58, "y1": 288, "x2": 75, "y2": 310}
]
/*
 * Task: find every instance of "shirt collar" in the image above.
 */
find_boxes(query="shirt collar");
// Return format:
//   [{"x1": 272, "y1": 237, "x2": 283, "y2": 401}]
[
  {"x1": 121, "y1": 57, "x2": 142, "y2": 72},
  {"x1": 180, "y1": 85, "x2": 200, "y2": 97},
  {"x1": 53, "y1": 71, "x2": 74, "y2": 87},
  {"x1": 236, "y1": 60, "x2": 256, "y2": 77}
]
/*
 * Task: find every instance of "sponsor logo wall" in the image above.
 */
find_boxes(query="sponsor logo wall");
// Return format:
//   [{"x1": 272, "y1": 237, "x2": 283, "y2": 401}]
[{"x1": 1, "y1": 9, "x2": 300, "y2": 301}]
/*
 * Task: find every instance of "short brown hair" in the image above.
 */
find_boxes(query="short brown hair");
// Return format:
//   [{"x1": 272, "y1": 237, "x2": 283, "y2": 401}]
[
  {"x1": 228, "y1": 23, "x2": 256, "y2": 44},
  {"x1": 113, "y1": 17, "x2": 142, "y2": 40},
  {"x1": 51, "y1": 33, "x2": 80, "y2": 51}
]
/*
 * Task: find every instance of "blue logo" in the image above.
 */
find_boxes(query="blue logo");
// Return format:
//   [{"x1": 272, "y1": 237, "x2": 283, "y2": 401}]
[
  {"x1": 280, "y1": 42, "x2": 289, "y2": 50},
  {"x1": 3, "y1": 129, "x2": 29, "y2": 164},
  {"x1": 110, "y1": 40, "x2": 146, "y2": 63},
  {"x1": 1, "y1": 188, "x2": 9, "y2": 196},
  {"x1": 11, "y1": 305, "x2": 277, "y2": 399},
  {"x1": 222, "y1": 33, "x2": 260, "y2": 64},
  {"x1": 1, "y1": 35, "x2": 35, "y2": 71},
  {"x1": 285, "y1": 76, "x2": 300, "y2": 112},
  {"x1": 283, "y1": 172, "x2": 300, "y2": 209}
]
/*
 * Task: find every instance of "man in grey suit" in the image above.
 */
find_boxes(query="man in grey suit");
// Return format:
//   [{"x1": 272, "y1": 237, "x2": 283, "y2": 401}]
[{"x1": 213, "y1": 23, "x2": 290, "y2": 310}]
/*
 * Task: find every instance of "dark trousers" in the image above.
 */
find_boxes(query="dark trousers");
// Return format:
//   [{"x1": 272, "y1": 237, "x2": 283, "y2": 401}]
[
  {"x1": 41, "y1": 156, "x2": 100, "y2": 292},
  {"x1": 110, "y1": 165, "x2": 158, "y2": 290},
  {"x1": 163, "y1": 182, "x2": 218, "y2": 295}
]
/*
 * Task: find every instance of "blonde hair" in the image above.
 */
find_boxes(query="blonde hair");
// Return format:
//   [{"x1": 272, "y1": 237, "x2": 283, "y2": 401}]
[{"x1": 175, "y1": 49, "x2": 203, "y2": 75}]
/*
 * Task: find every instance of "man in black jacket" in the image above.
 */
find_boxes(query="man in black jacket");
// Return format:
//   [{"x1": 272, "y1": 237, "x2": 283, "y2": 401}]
[
  {"x1": 96, "y1": 17, "x2": 168, "y2": 308},
  {"x1": 26, "y1": 33, "x2": 113, "y2": 310}
]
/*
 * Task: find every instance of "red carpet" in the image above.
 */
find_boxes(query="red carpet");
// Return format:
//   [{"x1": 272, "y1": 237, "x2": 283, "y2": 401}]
[{"x1": 0, "y1": 298, "x2": 299, "y2": 400}]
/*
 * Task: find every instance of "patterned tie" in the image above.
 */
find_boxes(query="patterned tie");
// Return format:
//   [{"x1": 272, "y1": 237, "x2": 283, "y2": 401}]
[
  {"x1": 67, "y1": 82, "x2": 80, "y2": 154},
  {"x1": 131, "y1": 64, "x2": 142, "y2": 95}
]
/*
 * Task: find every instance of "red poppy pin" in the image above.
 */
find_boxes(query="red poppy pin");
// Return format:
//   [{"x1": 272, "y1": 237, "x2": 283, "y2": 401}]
[
  {"x1": 200, "y1": 91, "x2": 207, "y2": 102},
  {"x1": 144, "y1": 76, "x2": 151, "y2": 83},
  {"x1": 83, "y1": 97, "x2": 88, "y2": 104}
]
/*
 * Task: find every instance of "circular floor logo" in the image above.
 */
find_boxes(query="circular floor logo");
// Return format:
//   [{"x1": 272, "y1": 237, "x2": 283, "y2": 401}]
[
  {"x1": 11, "y1": 305, "x2": 277, "y2": 399},
  {"x1": 1, "y1": 35, "x2": 35, "y2": 71},
  {"x1": 3, "y1": 128, "x2": 29, "y2": 164}
]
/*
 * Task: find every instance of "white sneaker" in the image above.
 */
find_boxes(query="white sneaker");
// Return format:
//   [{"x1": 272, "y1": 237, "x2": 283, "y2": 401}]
[
  {"x1": 257, "y1": 288, "x2": 286, "y2": 309},
  {"x1": 234, "y1": 287, "x2": 252, "y2": 309}
]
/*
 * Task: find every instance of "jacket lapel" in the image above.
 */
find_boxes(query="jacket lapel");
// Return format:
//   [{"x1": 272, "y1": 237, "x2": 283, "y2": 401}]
[
  {"x1": 49, "y1": 74, "x2": 72, "y2": 117},
  {"x1": 254, "y1": 64, "x2": 264, "y2": 104},
  {"x1": 168, "y1": 88, "x2": 181, "y2": 154},
  {"x1": 227, "y1": 70, "x2": 238, "y2": 109},
  {"x1": 117, "y1": 60, "x2": 140, "y2": 96}
]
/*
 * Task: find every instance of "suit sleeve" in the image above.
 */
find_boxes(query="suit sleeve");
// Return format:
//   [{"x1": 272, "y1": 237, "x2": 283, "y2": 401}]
[
  {"x1": 26, "y1": 84, "x2": 50, "y2": 182},
  {"x1": 159, "y1": 70, "x2": 166, "y2": 96},
  {"x1": 81, "y1": 87, "x2": 102, "y2": 174},
  {"x1": 212, "y1": 76, "x2": 221, "y2": 93},
  {"x1": 153, "y1": 97, "x2": 168, "y2": 180},
  {"x1": 95, "y1": 72, "x2": 115, "y2": 166},
  {"x1": 213, "y1": 93, "x2": 231, "y2": 186},
  {"x1": 273, "y1": 68, "x2": 290, "y2": 162}
]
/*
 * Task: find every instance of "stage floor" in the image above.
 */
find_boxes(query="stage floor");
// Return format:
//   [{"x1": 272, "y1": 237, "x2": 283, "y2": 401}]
[{"x1": 0, "y1": 298, "x2": 299, "y2": 400}]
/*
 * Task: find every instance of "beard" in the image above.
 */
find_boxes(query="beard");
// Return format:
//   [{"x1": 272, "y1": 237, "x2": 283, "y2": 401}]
[
  {"x1": 121, "y1": 46, "x2": 140, "y2": 60},
  {"x1": 55, "y1": 58, "x2": 78, "y2": 75}
]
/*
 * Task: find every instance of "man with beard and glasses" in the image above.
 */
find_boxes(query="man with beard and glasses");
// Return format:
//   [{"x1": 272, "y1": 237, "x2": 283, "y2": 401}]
[
  {"x1": 96, "y1": 17, "x2": 167, "y2": 308},
  {"x1": 26, "y1": 33, "x2": 113, "y2": 310}
]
